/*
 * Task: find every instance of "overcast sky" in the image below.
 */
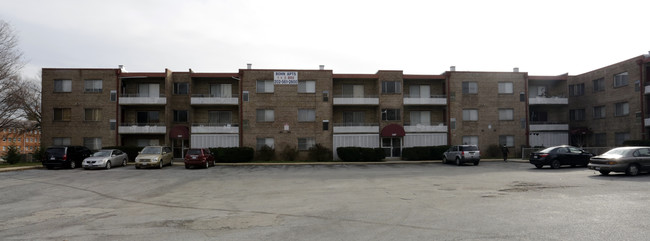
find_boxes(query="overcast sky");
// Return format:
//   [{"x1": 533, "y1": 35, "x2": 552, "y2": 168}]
[{"x1": 2, "y1": 0, "x2": 649, "y2": 79}]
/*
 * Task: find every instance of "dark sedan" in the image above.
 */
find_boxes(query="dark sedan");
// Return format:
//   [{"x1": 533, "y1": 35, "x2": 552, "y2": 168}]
[
  {"x1": 588, "y1": 146, "x2": 650, "y2": 176},
  {"x1": 529, "y1": 145, "x2": 593, "y2": 169}
]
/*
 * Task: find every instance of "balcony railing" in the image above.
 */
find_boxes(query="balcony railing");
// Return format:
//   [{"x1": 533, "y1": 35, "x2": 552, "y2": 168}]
[
  {"x1": 404, "y1": 123, "x2": 447, "y2": 132},
  {"x1": 333, "y1": 95, "x2": 379, "y2": 105},
  {"x1": 119, "y1": 94, "x2": 167, "y2": 105},
  {"x1": 191, "y1": 123, "x2": 239, "y2": 134},
  {"x1": 528, "y1": 94, "x2": 568, "y2": 105},
  {"x1": 529, "y1": 122, "x2": 569, "y2": 131},
  {"x1": 190, "y1": 94, "x2": 239, "y2": 105},
  {"x1": 333, "y1": 122, "x2": 379, "y2": 133},
  {"x1": 118, "y1": 123, "x2": 166, "y2": 134},
  {"x1": 403, "y1": 94, "x2": 447, "y2": 105}
]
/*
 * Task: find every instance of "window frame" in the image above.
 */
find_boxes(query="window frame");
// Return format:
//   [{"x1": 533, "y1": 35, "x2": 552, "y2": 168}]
[
  {"x1": 84, "y1": 108, "x2": 102, "y2": 121},
  {"x1": 54, "y1": 79, "x2": 72, "y2": 93},
  {"x1": 298, "y1": 80, "x2": 316, "y2": 93},
  {"x1": 173, "y1": 82, "x2": 189, "y2": 95},
  {"x1": 298, "y1": 109, "x2": 316, "y2": 122},
  {"x1": 53, "y1": 108, "x2": 72, "y2": 121},
  {"x1": 498, "y1": 82, "x2": 513, "y2": 94},
  {"x1": 381, "y1": 81, "x2": 401, "y2": 94},
  {"x1": 298, "y1": 137, "x2": 316, "y2": 151},
  {"x1": 593, "y1": 78, "x2": 605, "y2": 92},
  {"x1": 256, "y1": 80, "x2": 274, "y2": 93},
  {"x1": 498, "y1": 108, "x2": 514, "y2": 121},
  {"x1": 256, "y1": 109, "x2": 275, "y2": 122},
  {"x1": 381, "y1": 109, "x2": 401, "y2": 121},
  {"x1": 173, "y1": 110, "x2": 189, "y2": 123},
  {"x1": 593, "y1": 105, "x2": 606, "y2": 119},
  {"x1": 84, "y1": 79, "x2": 103, "y2": 93},
  {"x1": 462, "y1": 109, "x2": 478, "y2": 121},
  {"x1": 614, "y1": 102, "x2": 629, "y2": 117},
  {"x1": 462, "y1": 82, "x2": 478, "y2": 94},
  {"x1": 613, "y1": 72, "x2": 629, "y2": 88}
]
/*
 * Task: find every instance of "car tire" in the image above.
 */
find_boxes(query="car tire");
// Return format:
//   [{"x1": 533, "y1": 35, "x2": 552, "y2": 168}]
[
  {"x1": 455, "y1": 158, "x2": 461, "y2": 166},
  {"x1": 69, "y1": 161, "x2": 76, "y2": 169},
  {"x1": 625, "y1": 164, "x2": 640, "y2": 176},
  {"x1": 599, "y1": 170, "x2": 610, "y2": 175},
  {"x1": 442, "y1": 156, "x2": 447, "y2": 164},
  {"x1": 105, "y1": 161, "x2": 111, "y2": 170},
  {"x1": 534, "y1": 164, "x2": 543, "y2": 169},
  {"x1": 205, "y1": 161, "x2": 209, "y2": 169},
  {"x1": 550, "y1": 159, "x2": 561, "y2": 169},
  {"x1": 158, "y1": 161, "x2": 163, "y2": 169},
  {"x1": 473, "y1": 161, "x2": 479, "y2": 166},
  {"x1": 169, "y1": 159, "x2": 173, "y2": 166},
  {"x1": 122, "y1": 159, "x2": 127, "y2": 167}
]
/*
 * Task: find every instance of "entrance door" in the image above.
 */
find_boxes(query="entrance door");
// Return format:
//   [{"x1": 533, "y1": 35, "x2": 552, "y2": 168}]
[{"x1": 382, "y1": 137, "x2": 402, "y2": 158}]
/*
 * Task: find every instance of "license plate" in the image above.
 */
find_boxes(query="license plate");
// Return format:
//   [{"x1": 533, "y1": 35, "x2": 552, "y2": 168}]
[
  {"x1": 50, "y1": 157, "x2": 55, "y2": 160},
  {"x1": 534, "y1": 155, "x2": 538, "y2": 159},
  {"x1": 191, "y1": 155, "x2": 198, "y2": 159},
  {"x1": 142, "y1": 163, "x2": 148, "y2": 166}
]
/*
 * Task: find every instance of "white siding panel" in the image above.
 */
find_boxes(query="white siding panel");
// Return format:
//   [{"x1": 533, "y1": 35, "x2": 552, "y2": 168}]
[
  {"x1": 191, "y1": 134, "x2": 239, "y2": 148},
  {"x1": 529, "y1": 132, "x2": 568, "y2": 147},
  {"x1": 404, "y1": 133, "x2": 447, "y2": 147},
  {"x1": 333, "y1": 134, "x2": 379, "y2": 160}
]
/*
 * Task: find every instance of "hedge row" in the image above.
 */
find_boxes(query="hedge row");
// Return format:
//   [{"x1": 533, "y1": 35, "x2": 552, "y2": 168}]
[
  {"x1": 401, "y1": 145, "x2": 450, "y2": 161},
  {"x1": 337, "y1": 147, "x2": 385, "y2": 162},
  {"x1": 210, "y1": 147, "x2": 255, "y2": 163}
]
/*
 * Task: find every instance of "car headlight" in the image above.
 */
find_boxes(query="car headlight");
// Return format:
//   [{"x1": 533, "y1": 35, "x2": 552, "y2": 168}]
[{"x1": 153, "y1": 157, "x2": 159, "y2": 162}]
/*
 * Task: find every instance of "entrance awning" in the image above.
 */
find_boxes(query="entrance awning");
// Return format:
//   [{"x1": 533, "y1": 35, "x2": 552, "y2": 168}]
[
  {"x1": 170, "y1": 125, "x2": 190, "y2": 140},
  {"x1": 380, "y1": 124, "x2": 405, "y2": 137}
]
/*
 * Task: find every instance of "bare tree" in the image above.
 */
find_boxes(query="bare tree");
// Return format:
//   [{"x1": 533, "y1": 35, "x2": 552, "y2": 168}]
[
  {"x1": 0, "y1": 20, "x2": 25, "y2": 130},
  {"x1": 15, "y1": 76, "x2": 41, "y2": 130}
]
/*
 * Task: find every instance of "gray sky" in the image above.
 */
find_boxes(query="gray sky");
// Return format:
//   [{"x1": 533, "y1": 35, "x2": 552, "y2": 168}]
[{"x1": 2, "y1": 0, "x2": 649, "y2": 79}]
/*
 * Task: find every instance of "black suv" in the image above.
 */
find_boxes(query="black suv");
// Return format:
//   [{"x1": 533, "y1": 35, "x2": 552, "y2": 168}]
[{"x1": 43, "y1": 146, "x2": 92, "y2": 169}]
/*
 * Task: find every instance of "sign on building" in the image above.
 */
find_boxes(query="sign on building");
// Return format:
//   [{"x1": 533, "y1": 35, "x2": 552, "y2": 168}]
[{"x1": 274, "y1": 72, "x2": 298, "y2": 85}]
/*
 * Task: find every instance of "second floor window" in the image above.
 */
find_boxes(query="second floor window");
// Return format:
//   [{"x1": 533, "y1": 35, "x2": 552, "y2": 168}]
[
  {"x1": 498, "y1": 109, "x2": 514, "y2": 120},
  {"x1": 136, "y1": 111, "x2": 160, "y2": 124},
  {"x1": 593, "y1": 106, "x2": 606, "y2": 119},
  {"x1": 343, "y1": 111, "x2": 364, "y2": 125},
  {"x1": 173, "y1": 83, "x2": 189, "y2": 95},
  {"x1": 54, "y1": 80, "x2": 72, "y2": 92},
  {"x1": 615, "y1": 102, "x2": 629, "y2": 116},
  {"x1": 498, "y1": 82, "x2": 513, "y2": 94},
  {"x1": 256, "y1": 109, "x2": 275, "y2": 122},
  {"x1": 298, "y1": 81, "x2": 316, "y2": 93},
  {"x1": 173, "y1": 110, "x2": 188, "y2": 122},
  {"x1": 462, "y1": 82, "x2": 478, "y2": 94},
  {"x1": 462, "y1": 109, "x2": 478, "y2": 121},
  {"x1": 614, "y1": 72, "x2": 628, "y2": 87},
  {"x1": 54, "y1": 108, "x2": 71, "y2": 121},
  {"x1": 257, "y1": 80, "x2": 274, "y2": 93},
  {"x1": 382, "y1": 109, "x2": 401, "y2": 121},
  {"x1": 570, "y1": 109, "x2": 586, "y2": 121},
  {"x1": 84, "y1": 79, "x2": 102, "y2": 93},
  {"x1": 298, "y1": 109, "x2": 316, "y2": 122},
  {"x1": 210, "y1": 84, "x2": 232, "y2": 97},
  {"x1": 208, "y1": 111, "x2": 232, "y2": 125},
  {"x1": 593, "y1": 78, "x2": 605, "y2": 92},
  {"x1": 381, "y1": 81, "x2": 401, "y2": 94},
  {"x1": 84, "y1": 108, "x2": 101, "y2": 121}
]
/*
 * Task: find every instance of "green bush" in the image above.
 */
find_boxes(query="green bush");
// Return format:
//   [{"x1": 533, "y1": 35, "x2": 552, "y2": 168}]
[
  {"x1": 103, "y1": 146, "x2": 143, "y2": 162},
  {"x1": 32, "y1": 145, "x2": 46, "y2": 162},
  {"x1": 401, "y1": 145, "x2": 450, "y2": 160},
  {"x1": 308, "y1": 144, "x2": 332, "y2": 162},
  {"x1": 255, "y1": 145, "x2": 275, "y2": 162},
  {"x1": 3, "y1": 145, "x2": 21, "y2": 164},
  {"x1": 210, "y1": 147, "x2": 254, "y2": 163},
  {"x1": 622, "y1": 140, "x2": 650, "y2": 146},
  {"x1": 279, "y1": 145, "x2": 298, "y2": 162},
  {"x1": 337, "y1": 147, "x2": 385, "y2": 162}
]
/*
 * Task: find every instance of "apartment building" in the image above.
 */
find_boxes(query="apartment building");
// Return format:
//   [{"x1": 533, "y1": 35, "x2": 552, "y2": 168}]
[
  {"x1": 0, "y1": 127, "x2": 41, "y2": 155},
  {"x1": 40, "y1": 53, "x2": 650, "y2": 159}
]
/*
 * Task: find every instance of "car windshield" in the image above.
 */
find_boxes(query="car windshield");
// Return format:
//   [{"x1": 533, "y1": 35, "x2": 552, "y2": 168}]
[
  {"x1": 602, "y1": 148, "x2": 629, "y2": 156},
  {"x1": 141, "y1": 147, "x2": 162, "y2": 154},
  {"x1": 539, "y1": 147, "x2": 558, "y2": 153},
  {"x1": 46, "y1": 148, "x2": 65, "y2": 157},
  {"x1": 92, "y1": 150, "x2": 112, "y2": 157},
  {"x1": 187, "y1": 149, "x2": 202, "y2": 155},
  {"x1": 460, "y1": 146, "x2": 478, "y2": 151}
]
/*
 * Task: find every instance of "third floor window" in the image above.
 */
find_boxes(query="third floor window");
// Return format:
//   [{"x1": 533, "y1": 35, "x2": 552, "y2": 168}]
[
  {"x1": 614, "y1": 72, "x2": 628, "y2": 87},
  {"x1": 54, "y1": 80, "x2": 72, "y2": 92},
  {"x1": 382, "y1": 81, "x2": 401, "y2": 94},
  {"x1": 462, "y1": 82, "x2": 478, "y2": 94}
]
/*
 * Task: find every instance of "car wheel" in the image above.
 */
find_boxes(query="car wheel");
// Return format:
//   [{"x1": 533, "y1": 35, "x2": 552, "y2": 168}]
[
  {"x1": 158, "y1": 161, "x2": 163, "y2": 169},
  {"x1": 455, "y1": 158, "x2": 461, "y2": 166},
  {"x1": 599, "y1": 170, "x2": 610, "y2": 175},
  {"x1": 105, "y1": 161, "x2": 111, "y2": 170},
  {"x1": 122, "y1": 159, "x2": 127, "y2": 167},
  {"x1": 550, "y1": 159, "x2": 561, "y2": 169},
  {"x1": 625, "y1": 164, "x2": 640, "y2": 176},
  {"x1": 169, "y1": 159, "x2": 174, "y2": 166},
  {"x1": 534, "y1": 164, "x2": 543, "y2": 169},
  {"x1": 205, "y1": 161, "x2": 209, "y2": 169},
  {"x1": 442, "y1": 156, "x2": 447, "y2": 164},
  {"x1": 473, "y1": 161, "x2": 479, "y2": 166},
  {"x1": 69, "y1": 161, "x2": 76, "y2": 169}
]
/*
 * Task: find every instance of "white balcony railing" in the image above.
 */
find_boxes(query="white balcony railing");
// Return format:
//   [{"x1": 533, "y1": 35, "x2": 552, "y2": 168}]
[
  {"x1": 118, "y1": 123, "x2": 166, "y2": 134},
  {"x1": 333, "y1": 95, "x2": 379, "y2": 105},
  {"x1": 404, "y1": 123, "x2": 447, "y2": 132},
  {"x1": 645, "y1": 118, "x2": 650, "y2": 127},
  {"x1": 333, "y1": 123, "x2": 379, "y2": 133},
  {"x1": 403, "y1": 95, "x2": 447, "y2": 105},
  {"x1": 191, "y1": 123, "x2": 239, "y2": 134},
  {"x1": 529, "y1": 123, "x2": 569, "y2": 131},
  {"x1": 645, "y1": 85, "x2": 650, "y2": 95},
  {"x1": 119, "y1": 94, "x2": 166, "y2": 105},
  {"x1": 190, "y1": 94, "x2": 239, "y2": 105},
  {"x1": 528, "y1": 96, "x2": 568, "y2": 105}
]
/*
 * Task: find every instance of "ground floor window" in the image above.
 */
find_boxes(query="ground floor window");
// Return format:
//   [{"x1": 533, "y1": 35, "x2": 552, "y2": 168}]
[
  {"x1": 256, "y1": 138, "x2": 274, "y2": 150},
  {"x1": 462, "y1": 136, "x2": 478, "y2": 145},
  {"x1": 298, "y1": 138, "x2": 316, "y2": 151},
  {"x1": 83, "y1": 137, "x2": 102, "y2": 150}
]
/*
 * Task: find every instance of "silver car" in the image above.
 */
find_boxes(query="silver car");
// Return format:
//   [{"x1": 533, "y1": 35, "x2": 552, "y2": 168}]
[
  {"x1": 442, "y1": 145, "x2": 481, "y2": 166},
  {"x1": 588, "y1": 146, "x2": 650, "y2": 176},
  {"x1": 82, "y1": 149, "x2": 129, "y2": 170}
]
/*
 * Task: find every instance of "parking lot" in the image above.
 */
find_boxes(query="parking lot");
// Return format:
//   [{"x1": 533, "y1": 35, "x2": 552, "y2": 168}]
[{"x1": 1, "y1": 161, "x2": 649, "y2": 241}]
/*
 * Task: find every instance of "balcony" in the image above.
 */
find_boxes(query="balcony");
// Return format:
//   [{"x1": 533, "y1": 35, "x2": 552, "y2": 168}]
[
  {"x1": 119, "y1": 94, "x2": 166, "y2": 105},
  {"x1": 529, "y1": 122, "x2": 569, "y2": 131},
  {"x1": 119, "y1": 123, "x2": 166, "y2": 134},
  {"x1": 645, "y1": 85, "x2": 650, "y2": 95},
  {"x1": 528, "y1": 96, "x2": 568, "y2": 105},
  {"x1": 333, "y1": 123, "x2": 380, "y2": 133},
  {"x1": 333, "y1": 95, "x2": 379, "y2": 105},
  {"x1": 403, "y1": 95, "x2": 447, "y2": 105},
  {"x1": 190, "y1": 94, "x2": 239, "y2": 105},
  {"x1": 645, "y1": 118, "x2": 650, "y2": 127},
  {"x1": 191, "y1": 123, "x2": 239, "y2": 134},
  {"x1": 404, "y1": 123, "x2": 448, "y2": 133}
]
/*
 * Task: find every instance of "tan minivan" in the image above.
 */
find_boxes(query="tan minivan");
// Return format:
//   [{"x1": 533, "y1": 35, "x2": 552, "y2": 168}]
[{"x1": 134, "y1": 146, "x2": 173, "y2": 169}]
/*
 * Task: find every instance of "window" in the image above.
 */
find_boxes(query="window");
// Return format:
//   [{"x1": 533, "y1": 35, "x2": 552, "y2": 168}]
[
  {"x1": 343, "y1": 111, "x2": 365, "y2": 125},
  {"x1": 615, "y1": 132, "x2": 630, "y2": 146},
  {"x1": 54, "y1": 80, "x2": 72, "y2": 92},
  {"x1": 54, "y1": 108, "x2": 71, "y2": 121},
  {"x1": 84, "y1": 108, "x2": 101, "y2": 121},
  {"x1": 615, "y1": 102, "x2": 629, "y2": 116},
  {"x1": 342, "y1": 84, "x2": 364, "y2": 97},
  {"x1": 594, "y1": 133, "x2": 607, "y2": 146},
  {"x1": 298, "y1": 138, "x2": 316, "y2": 151},
  {"x1": 83, "y1": 137, "x2": 102, "y2": 150},
  {"x1": 410, "y1": 111, "x2": 431, "y2": 125},
  {"x1": 110, "y1": 90, "x2": 117, "y2": 102},
  {"x1": 381, "y1": 81, "x2": 401, "y2": 94},
  {"x1": 242, "y1": 91, "x2": 249, "y2": 102},
  {"x1": 593, "y1": 106, "x2": 606, "y2": 119},
  {"x1": 208, "y1": 111, "x2": 232, "y2": 125},
  {"x1": 257, "y1": 80, "x2": 274, "y2": 93},
  {"x1": 210, "y1": 84, "x2": 232, "y2": 97},
  {"x1": 382, "y1": 109, "x2": 401, "y2": 121},
  {"x1": 614, "y1": 72, "x2": 628, "y2": 87},
  {"x1": 409, "y1": 85, "x2": 431, "y2": 98},
  {"x1": 499, "y1": 135, "x2": 514, "y2": 147},
  {"x1": 173, "y1": 110, "x2": 188, "y2": 122},
  {"x1": 570, "y1": 109, "x2": 585, "y2": 121},
  {"x1": 138, "y1": 83, "x2": 160, "y2": 97},
  {"x1": 462, "y1": 82, "x2": 478, "y2": 94},
  {"x1": 322, "y1": 91, "x2": 329, "y2": 102},
  {"x1": 298, "y1": 109, "x2": 316, "y2": 122},
  {"x1": 593, "y1": 78, "x2": 605, "y2": 92},
  {"x1": 173, "y1": 83, "x2": 189, "y2": 95},
  {"x1": 498, "y1": 109, "x2": 514, "y2": 121},
  {"x1": 52, "y1": 137, "x2": 71, "y2": 146},
  {"x1": 137, "y1": 139, "x2": 159, "y2": 147},
  {"x1": 256, "y1": 109, "x2": 274, "y2": 122},
  {"x1": 462, "y1": 109, "x2": 478, "y2": 121},
  {"x1": 569, "y1": 83, "x2": 585, "y2": 96},
  {"x1": 136, "y1": 111, "x2": 160, "y2": 125},
  {"x1": 498, "y1": 82, "x2": 513, "y2": 94},
  {"x1": 462, "y1": 136, "x2": 479, "y2": 145},
  {"x1": 84, "y1": 79, "x2": 102, "y2": 93},
  {"x1": 298, "y1": 80, "x2": 316, "y2": 93},
  {"x1": 256, "y1": 138, "x2": 274, "y2": 150},
  {"x1": 322, "y1": 120, "x2": 329, "y2": 130}
]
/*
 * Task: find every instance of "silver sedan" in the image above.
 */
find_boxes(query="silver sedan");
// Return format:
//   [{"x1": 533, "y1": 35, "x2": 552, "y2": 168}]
[
  {"x1": 588, "y1": 146, "x2": 650, "y2": 176},
  {"x1": 82, "y1": 149, "x2": 129, "y2": 170}
]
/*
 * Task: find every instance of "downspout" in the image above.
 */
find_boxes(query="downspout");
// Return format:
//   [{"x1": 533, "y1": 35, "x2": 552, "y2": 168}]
[
  {"x1": 638, "y1": 58, "x2": 646, "y2": 140},
  {"x1": 116, "y1": 69, "x2": 120, "y2": 146},
  {"x1": 524, "y1": 73, "x2": 529, "y2": 148},
  {"x1": 445, "y1": 72, "x2": 451, "y2": 145},
  {"x1": 239, "y1": 70, "x2": 244, "y2": 147}
]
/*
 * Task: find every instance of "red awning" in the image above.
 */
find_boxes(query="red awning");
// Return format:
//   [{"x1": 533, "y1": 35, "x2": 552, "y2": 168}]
[
  {"x1": 380, "y1": 124, "x2": 405, "y2": 137},
  {"x1": 170, "y1": 125, "x2": 190, "y2": 140}
]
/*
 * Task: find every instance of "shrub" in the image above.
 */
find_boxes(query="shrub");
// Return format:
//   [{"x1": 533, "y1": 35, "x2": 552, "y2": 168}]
[
  {"x1": 103, "y1": 146, "x2": 143, "y2": 162},
  {"x1": 210, "y1": 147, "x2": 254, "y2": 163},
  {"x1": 32, "y1": 145, "x2": 46, "y2": 162},
  {"x1": 3, "y1": 145, "x2": 21, "y2": 164},
  {"x1": 337, "y1": 147, "x2": 385, "y2": 162},
  {"x1": 279, "y1": 145, "x2": 298, "y2": 162},
  {"x1": 401, "y1": 145, "x2": 450, "y2": 160},
  {"x1": 308, "y1": 144, "x2": 332, "y2": 162},
  {"x1": 256, "y1": 145, "x2": 275, "y2": 162}
]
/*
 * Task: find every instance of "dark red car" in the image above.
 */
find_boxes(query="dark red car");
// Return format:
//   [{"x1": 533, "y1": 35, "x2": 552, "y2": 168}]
[{"x1": 184, "y1": 148, "x2": 215, "y2": 169}]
